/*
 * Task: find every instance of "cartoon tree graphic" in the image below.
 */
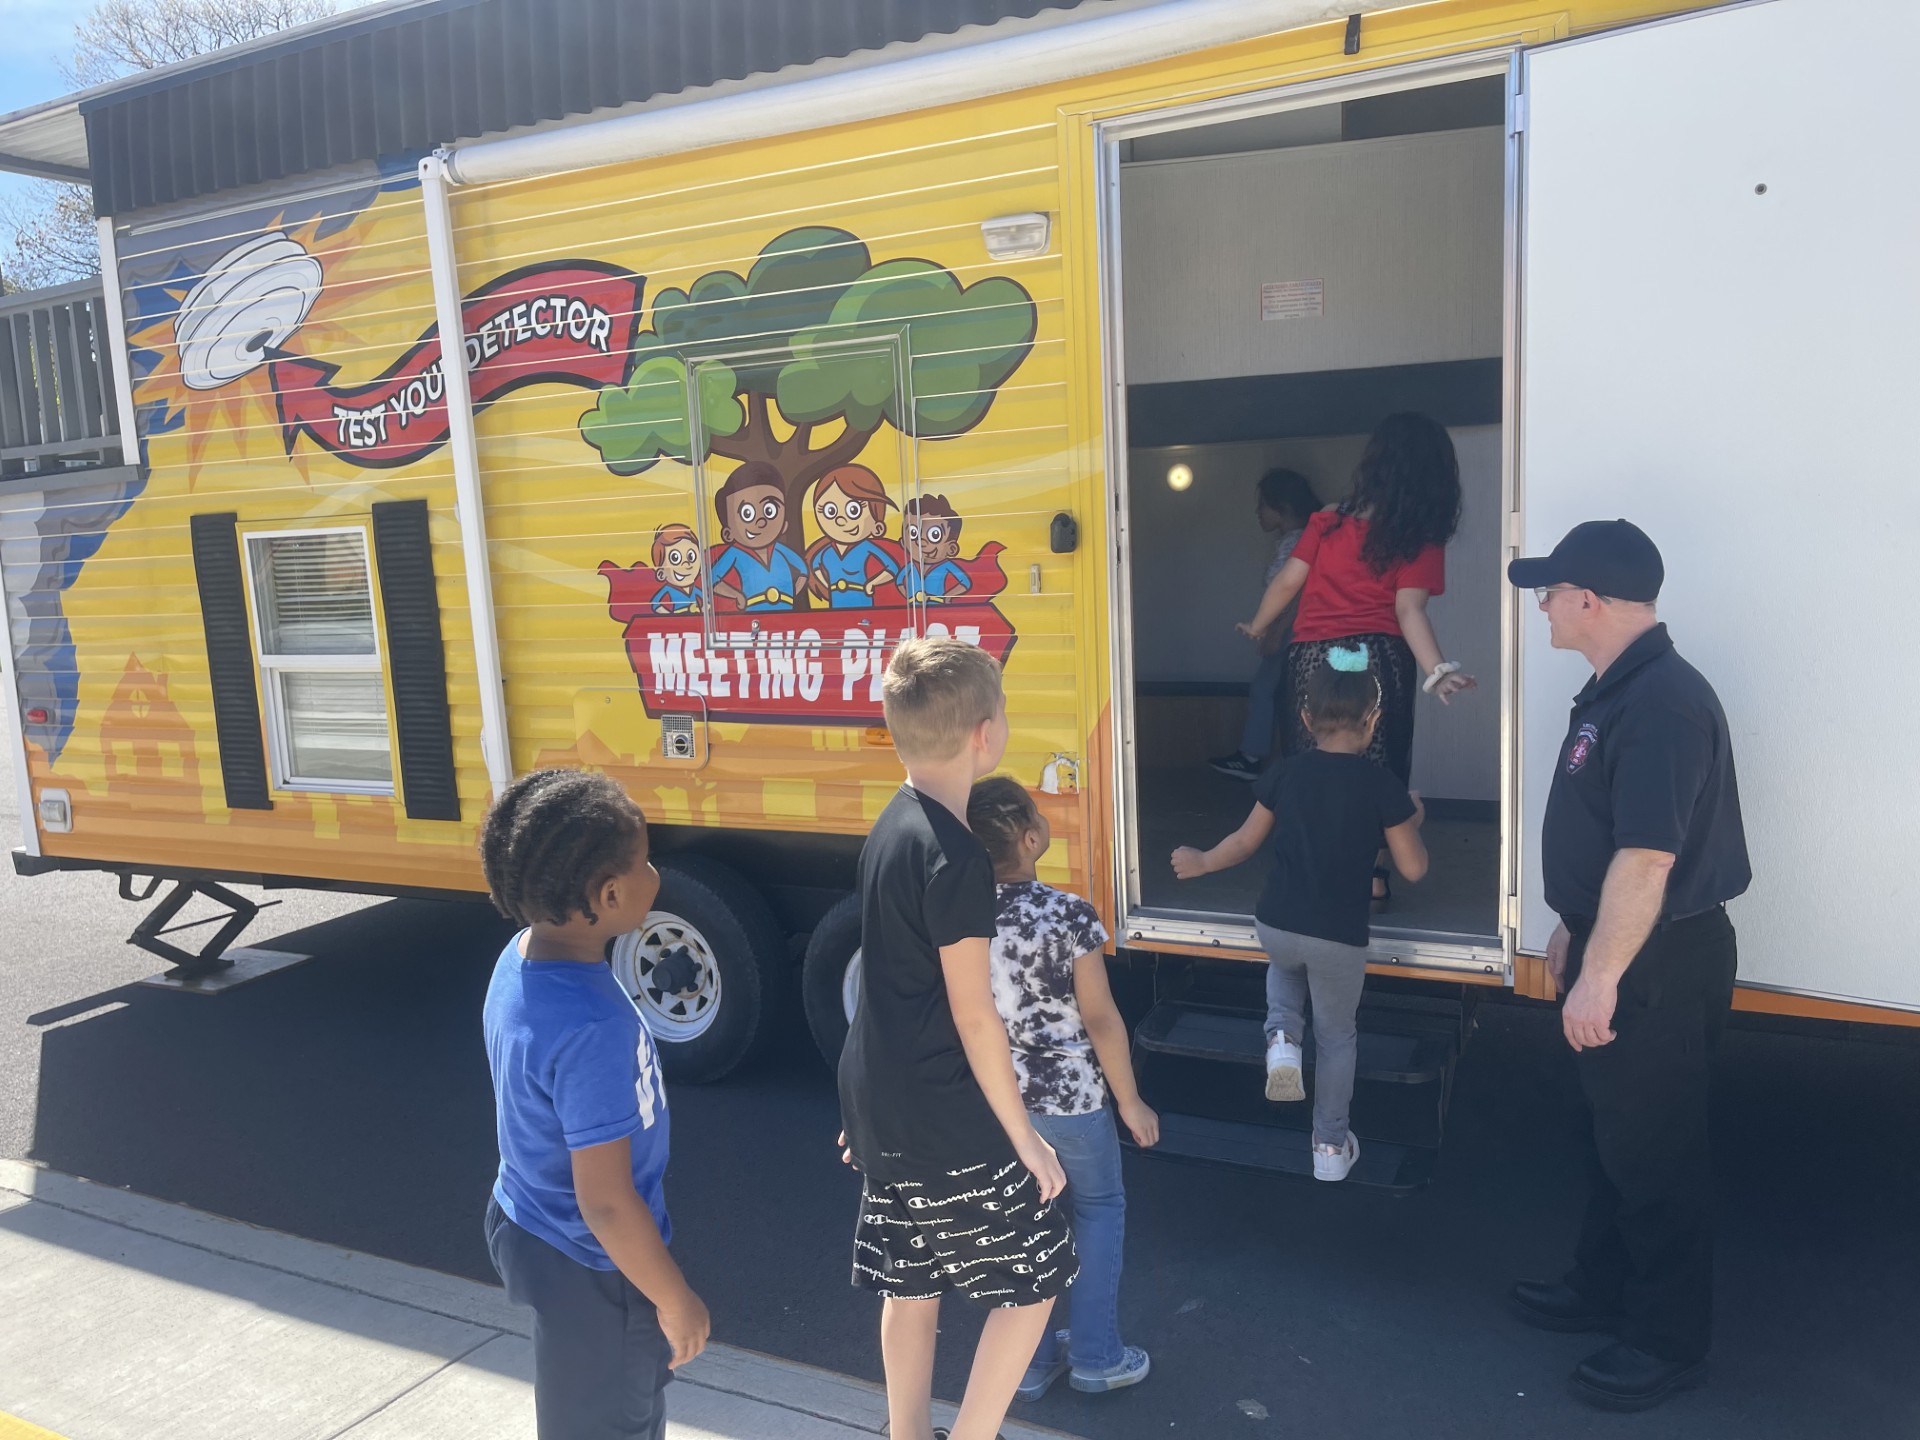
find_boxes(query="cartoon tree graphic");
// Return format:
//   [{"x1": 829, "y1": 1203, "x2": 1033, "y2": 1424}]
[{"x1": 579, "y1": 227, "x2": 1036, "y2": 554}]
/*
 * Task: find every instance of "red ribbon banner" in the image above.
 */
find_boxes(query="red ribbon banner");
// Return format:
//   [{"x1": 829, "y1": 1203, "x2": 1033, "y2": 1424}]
[{"x1": 269, "y1": 260, "x2": 643, "y2": 469}]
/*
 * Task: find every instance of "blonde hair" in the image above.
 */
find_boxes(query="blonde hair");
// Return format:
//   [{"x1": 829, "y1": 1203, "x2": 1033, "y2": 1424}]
[{"x1": 882, "y1": 637, "x2": 1003, "y2": 762}]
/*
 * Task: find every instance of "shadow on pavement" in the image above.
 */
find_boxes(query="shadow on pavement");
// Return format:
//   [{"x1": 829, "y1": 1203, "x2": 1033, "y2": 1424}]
[
  {"x1": 29, "y1": 897, "x2": 514, "y2": 1280},
  {"x1": 24, "y1": 901, "x2": 1920, "y2": 1440}
]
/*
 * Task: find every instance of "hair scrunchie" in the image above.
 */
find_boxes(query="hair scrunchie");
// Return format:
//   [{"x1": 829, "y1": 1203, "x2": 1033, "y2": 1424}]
[{"x1": 1327, "y1": 643, "x2": 1371, "y2": 673}]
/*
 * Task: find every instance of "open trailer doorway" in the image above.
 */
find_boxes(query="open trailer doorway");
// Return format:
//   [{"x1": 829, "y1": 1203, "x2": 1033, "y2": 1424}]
[{"x1": 1107, "y1": 65, "x2": 1514, "y2": 969}]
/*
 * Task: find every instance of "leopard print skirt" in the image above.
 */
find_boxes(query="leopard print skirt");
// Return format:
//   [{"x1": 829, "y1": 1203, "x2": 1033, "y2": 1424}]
[{"x1": 1285, "y1": 632, "x2": 1418, "y2": 784}]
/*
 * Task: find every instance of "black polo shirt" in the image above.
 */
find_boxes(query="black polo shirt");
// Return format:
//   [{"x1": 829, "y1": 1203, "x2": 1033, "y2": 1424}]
[{"x1": 1542, "y1": 624, "x2": 1751, "y2": 927}]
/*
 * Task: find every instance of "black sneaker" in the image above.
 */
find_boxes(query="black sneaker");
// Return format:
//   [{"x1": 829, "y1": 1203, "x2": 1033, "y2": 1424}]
[{"x1": 1208, "y1": 751, "x2": 1261, "y2": 780}]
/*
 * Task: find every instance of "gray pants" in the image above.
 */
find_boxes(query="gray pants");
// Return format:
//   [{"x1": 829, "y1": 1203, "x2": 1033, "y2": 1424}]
[
  {"x1": 486, "y1": 1197, "x2": 672, "y2": 1440},
  {"x1": 1256, "y1": 922, "x2": 1368, "y2": 1147}
]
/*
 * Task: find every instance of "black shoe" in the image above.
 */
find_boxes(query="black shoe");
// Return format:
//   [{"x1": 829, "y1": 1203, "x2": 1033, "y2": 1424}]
[
  {"x1": 1570, "y1": 1341, "x2": 1707, "y2": 1412},
  {"x1": 1509, "y1": 1280, "x2": 1620, "y2": 1333},
  {"x1": 1208, "y1": 751, "x2": 1261, "y2": 780}
]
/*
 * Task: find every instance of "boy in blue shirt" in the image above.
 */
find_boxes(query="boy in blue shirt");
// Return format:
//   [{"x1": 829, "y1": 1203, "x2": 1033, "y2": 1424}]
[{"x1": 481, "y1": 768, "x2": 709, "y2": 1440}]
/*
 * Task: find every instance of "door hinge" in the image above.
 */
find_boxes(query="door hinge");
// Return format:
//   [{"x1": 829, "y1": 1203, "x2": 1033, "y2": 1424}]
[
  {"x1": 1503, "y1": 893, "x2": 1523, "y2": 932},
  {"x1": 1510, "y1": 93, "x2": 1528, "y2": 137},
  {"x1": 1506, "y1": 510, "x2": 1524, "y2": 551}
]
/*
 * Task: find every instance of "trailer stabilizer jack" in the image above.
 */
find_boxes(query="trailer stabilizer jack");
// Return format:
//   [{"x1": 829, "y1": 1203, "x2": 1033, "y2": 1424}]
[{"x1": 122, "y1": 876, "x2": 312, "y2": 993}]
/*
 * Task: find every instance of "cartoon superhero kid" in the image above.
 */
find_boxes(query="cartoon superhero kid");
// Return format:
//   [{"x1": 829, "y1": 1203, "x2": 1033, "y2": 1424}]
[
  {"x1": 807, "y1": 465, "x2": 901, "y2": 608},
  {"x1": 708, "y1": 460, "x2": 809, "y2": 612},
  {"x1": 880, "y1": 494, "x2": 973, "y2": 604},
  {"x1": 649, "y1": 523, "x2": 705, "y2": 615}
]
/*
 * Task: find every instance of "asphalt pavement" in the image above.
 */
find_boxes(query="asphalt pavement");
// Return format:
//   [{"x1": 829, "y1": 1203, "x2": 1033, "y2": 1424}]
[{"x1": 2, "y1": 783, "x2": 1917, "y2": 1438}]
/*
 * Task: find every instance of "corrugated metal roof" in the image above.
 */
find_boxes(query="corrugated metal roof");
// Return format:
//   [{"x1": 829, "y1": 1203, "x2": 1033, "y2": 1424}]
[
  {"x1": 0, "y1": 103, "x2": 89, "y2": 184},
  {"x1": 65, "y1": 0, "x2": 1097, "y2": 217}
]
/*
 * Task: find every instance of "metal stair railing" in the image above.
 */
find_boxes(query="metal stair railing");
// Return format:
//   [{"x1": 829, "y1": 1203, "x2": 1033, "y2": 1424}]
[{"x1": 0, "y1": 278, "x2": 124, "y2": 479}]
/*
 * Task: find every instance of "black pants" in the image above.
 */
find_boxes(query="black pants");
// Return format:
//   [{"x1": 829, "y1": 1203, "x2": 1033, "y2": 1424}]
[
  {"x1": 486, "y1": 1196, "x2": 673, "y2": 1440},
  {"x1": 1563, "y1": 908, "x2": 1738, "y2": 1363}
]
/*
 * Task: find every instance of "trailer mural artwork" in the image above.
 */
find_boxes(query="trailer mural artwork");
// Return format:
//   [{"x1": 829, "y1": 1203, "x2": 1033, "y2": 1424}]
[
  {"x1": 585, "y1": 227, "x2": 1031, "y2": 727},
  {"x1": 143, "y1": 233, "x2": 645, "y2": 470},
  {"x1": 268, "y1": 257, "x2": 645, "y2": 468},
  {"x1": 6, "y1": 0, "x2": 1917, "y2": 1098}
]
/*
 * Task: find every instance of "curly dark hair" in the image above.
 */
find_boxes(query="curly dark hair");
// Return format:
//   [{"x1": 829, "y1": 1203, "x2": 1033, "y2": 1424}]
[
  {"x1": 1256, "y1": 468, "x2": 1318, "y2": 525},
  {"x1": 1335, "y1": 413, "x2": 1462, "y2": 572},
  {"x1": 967, "y1": 775, "x2": 1041, "y2": 876},
  {"x1": 478, "y1": 769, "x2": 647, "y2": 926}
]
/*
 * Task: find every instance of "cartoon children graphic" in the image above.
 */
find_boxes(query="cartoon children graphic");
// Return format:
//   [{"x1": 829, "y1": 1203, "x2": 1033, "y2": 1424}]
[
  {"x1": 806, "y1": 465, "x2": 902, "y2": 608},
  {"x1": 708, "y1": 460, "x2": 809, "y2": 612},
  {"x1": 880, "y1": 494, "x2": 974, "y2": 604},
  {"x1": 649, "y1": 523, "x2": 705, "y2": 614}
]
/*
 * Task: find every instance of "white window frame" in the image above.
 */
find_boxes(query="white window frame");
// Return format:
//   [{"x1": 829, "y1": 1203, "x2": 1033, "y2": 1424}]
[{"x1": 241, "y1": 524, "x2": 395, "y2": 797}]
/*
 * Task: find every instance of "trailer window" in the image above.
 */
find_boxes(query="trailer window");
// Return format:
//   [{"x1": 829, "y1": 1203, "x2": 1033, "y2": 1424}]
[{"x1": 243, "y1": 528, "x2": 394, "y2": 793}]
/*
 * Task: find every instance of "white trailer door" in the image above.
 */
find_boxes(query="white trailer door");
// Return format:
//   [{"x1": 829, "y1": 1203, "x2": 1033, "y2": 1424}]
[{"x1": 1516, "y1": 0, "x2": 1920, "y2": 1012}]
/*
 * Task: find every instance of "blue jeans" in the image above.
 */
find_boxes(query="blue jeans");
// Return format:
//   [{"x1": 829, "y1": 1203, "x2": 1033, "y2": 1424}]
[
  {"x1": 1029, "y1": 1106, "x2": 1126, "y2": 1373},
  {"x1": 1241, "y1": 645, "x2": 1292, "y2": 760}
]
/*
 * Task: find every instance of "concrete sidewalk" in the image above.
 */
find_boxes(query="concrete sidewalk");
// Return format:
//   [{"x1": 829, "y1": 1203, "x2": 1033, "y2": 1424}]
[{"x1": 0, "y1": 1161, "x2": 1082, "y2": 1440}]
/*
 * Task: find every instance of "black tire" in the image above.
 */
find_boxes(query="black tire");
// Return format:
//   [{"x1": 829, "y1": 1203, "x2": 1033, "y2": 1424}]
[
  {"x1": 801, "y1": 892, "x2": 862, "y2": 1070},
  {"x1": 613, "y1": 855, "x2": 787, "y2": 1084}
]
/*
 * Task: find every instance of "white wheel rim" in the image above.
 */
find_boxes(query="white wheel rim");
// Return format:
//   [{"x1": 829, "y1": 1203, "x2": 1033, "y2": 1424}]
[
  {"x1": 611, "y1": 912, "x2": 723, "y2": 1042},
  {"x1": 841, "y1": 948, "x2": 863, "y2": 1023}
]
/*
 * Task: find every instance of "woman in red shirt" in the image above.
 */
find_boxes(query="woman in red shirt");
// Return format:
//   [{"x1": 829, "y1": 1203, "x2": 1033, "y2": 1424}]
[{"x1": 1238, "y1": 413, "x2": 1476, "y2": 907}]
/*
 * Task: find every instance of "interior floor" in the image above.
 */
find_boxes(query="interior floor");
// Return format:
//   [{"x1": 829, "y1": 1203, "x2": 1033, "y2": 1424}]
[{"x1": 1135, "y1": 764, "x2": 1499, "y2": 940}]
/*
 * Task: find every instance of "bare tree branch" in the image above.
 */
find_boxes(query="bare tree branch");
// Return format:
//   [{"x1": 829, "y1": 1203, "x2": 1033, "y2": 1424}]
[
  {"x1": 2, "y1": 0, "x2": 337, "y2": 292},
  {"x1": 0, "y1": 184, "x2": 100, "y2": 291},
  {"x1": 64, "y1": 0, "x2": 337, "y2": 89}
]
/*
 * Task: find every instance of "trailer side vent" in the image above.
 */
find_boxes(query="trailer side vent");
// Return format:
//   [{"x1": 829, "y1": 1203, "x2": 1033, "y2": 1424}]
[
  {"x1": 370, "y1": 499, "x2": 461, "y2": 822},
  {"x1": 189, "y1": 512, "x2": 272, "y2": 811},
  {"x1": 661, "y1": 714, "x2": 696, "y2": 761}
]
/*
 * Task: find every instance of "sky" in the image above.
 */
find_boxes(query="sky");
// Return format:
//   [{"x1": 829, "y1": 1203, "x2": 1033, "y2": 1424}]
[
  {"x1": 0, "y1": 0, "x2": 385, "y2": 247},
  {"x1": 0, "y1": 0, "x2": 84, "y2": 218}
]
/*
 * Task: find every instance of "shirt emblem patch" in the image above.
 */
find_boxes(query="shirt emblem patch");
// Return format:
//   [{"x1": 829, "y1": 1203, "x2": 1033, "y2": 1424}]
[{"x1": 1567, "y1": 723, "x2": 1600, "y2": 774}]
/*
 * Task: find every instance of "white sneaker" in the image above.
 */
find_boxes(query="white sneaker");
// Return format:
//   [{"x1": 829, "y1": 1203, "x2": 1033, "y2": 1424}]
[
  {"x1": 1264, "y1": 1036, "x2": 1304, "y2": 1102},
  {"x1": 1313, "y1": 1132, "x2": 1360, "y2": 1182}
]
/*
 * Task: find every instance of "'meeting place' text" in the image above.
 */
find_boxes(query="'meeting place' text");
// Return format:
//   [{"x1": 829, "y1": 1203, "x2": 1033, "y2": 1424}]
[{"x1": 645, "y1": 625, "x2": 988, "y2": 706}]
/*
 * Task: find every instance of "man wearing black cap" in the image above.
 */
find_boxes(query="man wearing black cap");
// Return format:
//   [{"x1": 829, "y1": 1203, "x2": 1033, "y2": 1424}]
[{"x1": 1506, "y1": 520, "x2": 1751, "y2": 1412}]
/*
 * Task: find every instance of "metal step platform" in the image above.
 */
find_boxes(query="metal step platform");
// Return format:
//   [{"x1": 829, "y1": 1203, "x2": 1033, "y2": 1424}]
[
  {"x1": 1148, "y1": 1110, "x2": 1439, "y2": 1192},
  {"x1": 1125, "y1": 987, "x2": 1471, "y2": 1192},
  {"x1": 1134, "y1": 1001, "x2": 1456, "y2": 1085}
]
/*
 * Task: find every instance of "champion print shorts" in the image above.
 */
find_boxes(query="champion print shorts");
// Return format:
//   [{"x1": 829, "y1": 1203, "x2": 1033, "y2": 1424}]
[{"x1": 851, "y1": 1158, "x2": 1078, "y2": 1308}]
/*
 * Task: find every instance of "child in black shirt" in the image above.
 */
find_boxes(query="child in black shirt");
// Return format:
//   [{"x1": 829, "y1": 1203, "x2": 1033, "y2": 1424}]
[
  {"x1": 838, "y1": 636, "x2": 1076, "y2": 1440},
  {"x1": 1172, "y1": 644, "x2": 1428, "y2": 1182}
]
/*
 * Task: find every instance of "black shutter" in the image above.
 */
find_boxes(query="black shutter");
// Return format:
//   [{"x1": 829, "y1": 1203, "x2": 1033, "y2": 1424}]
[
  {"x1": 371, "y1": 499, "x2": 460, "y2": 821},
  {"x1": 188, "y1": 512, "x2": 271, "y2": 810}
]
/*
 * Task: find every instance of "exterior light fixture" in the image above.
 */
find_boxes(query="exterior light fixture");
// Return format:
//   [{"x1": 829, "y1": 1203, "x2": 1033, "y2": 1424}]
[
  {"x1": 981, "y1": 212, "x2": 1051, "y2": 260},
  {"x1": 1166, "y1": 463, "x2": 1194, "y2": 492}
]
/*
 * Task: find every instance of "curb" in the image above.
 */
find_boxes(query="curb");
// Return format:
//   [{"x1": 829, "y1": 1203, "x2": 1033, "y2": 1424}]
[{"x1": 0, "y1": 1161, "x2": 1084, "y2": 1440}]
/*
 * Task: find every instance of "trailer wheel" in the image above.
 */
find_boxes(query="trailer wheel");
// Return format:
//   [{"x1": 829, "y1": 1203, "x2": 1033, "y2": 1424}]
[
  {"x1": 609, "y1": 856, "x2": 785, "y2": 1084},
  {"x1": 801, "y1": 893, "x2": 862, "y2": 1069}
]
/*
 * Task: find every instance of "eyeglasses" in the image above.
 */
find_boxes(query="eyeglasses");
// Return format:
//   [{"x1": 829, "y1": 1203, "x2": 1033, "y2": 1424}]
[{"x1": 1533, "y1": 585, "x2": 1583, "y2": 605}]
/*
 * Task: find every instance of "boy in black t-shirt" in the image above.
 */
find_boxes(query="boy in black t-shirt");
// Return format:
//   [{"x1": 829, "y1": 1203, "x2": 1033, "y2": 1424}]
[
  {"x1": 838, "y1": 637, "x2": 1076, "y2": 1440},
  {"x1": 1172, "y1": 644, "x2": 1428, "y2": 1183}
]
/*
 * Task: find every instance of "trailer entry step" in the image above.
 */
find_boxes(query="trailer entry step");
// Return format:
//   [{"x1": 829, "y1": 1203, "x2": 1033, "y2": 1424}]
[
  {"x1": 1130, "y1": 1111, "x2": 1437, "y2": 1193},
  {"x1": 1133, "y1": 1002, "x2": 1457, "y2": 1086}
]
